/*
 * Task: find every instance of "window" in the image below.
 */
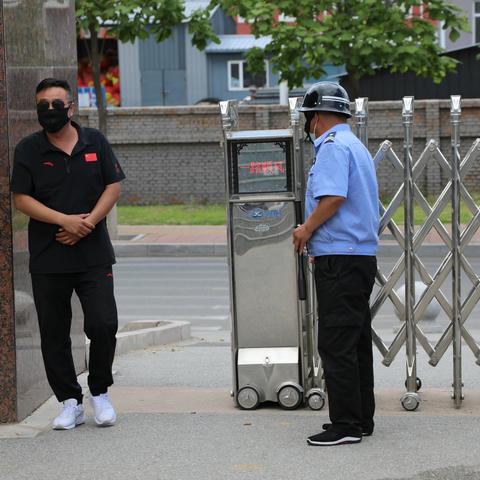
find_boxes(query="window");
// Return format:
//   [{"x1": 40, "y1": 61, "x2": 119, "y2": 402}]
[
  {"x1": 475, "y1": 1, "x2": 480, "y2": 44},
  {"x1": 228, "y1": 60, "x2": 269, "y2": 91}
]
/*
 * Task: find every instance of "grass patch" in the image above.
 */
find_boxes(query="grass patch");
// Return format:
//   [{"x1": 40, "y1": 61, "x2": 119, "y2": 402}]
[
  {"x1": 389, "y1": 199, "x2": 477, "y2": 225},
  {"x1": 118, "y1": 204, "x2": 226, "y2": 225},
  {"x1": 118, "y1": 198, "x2": 479, "y2": 226}
]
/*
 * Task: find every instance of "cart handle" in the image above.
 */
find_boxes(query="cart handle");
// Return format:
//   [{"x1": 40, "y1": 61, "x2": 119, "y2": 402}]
[{"x1": 295, "y1": 201, "x2": 307, "y2": 301}]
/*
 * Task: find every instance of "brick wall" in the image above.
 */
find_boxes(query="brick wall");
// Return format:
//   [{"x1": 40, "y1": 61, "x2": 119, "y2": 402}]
[{"x1": 78, "y1": 100, "x2": 480, "y2": 205}]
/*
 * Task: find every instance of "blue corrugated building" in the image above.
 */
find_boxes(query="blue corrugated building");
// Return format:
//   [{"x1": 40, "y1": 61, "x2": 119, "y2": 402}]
[
  {"x1": 205, "y1": 34, "x2": 345, "y2": 103},
  {"x1": 118, "y1": 1, "x2": 343, "y2": 106}
]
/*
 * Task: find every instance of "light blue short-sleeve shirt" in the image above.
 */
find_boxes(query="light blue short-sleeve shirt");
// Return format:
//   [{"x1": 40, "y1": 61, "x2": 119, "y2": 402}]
[{"x1": 305, "y1": 123, "x2": 379, "y2": 256}]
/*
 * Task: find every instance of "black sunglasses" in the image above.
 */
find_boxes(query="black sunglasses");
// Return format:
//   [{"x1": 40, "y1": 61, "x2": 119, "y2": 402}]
[{"x1": 36, "y1": 99, "x2": 73, "y2": 112}]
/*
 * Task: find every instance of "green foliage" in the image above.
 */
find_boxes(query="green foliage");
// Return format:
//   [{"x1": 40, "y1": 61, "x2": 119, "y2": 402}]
[
  {"x1": 212, "y1": 0, "x2": 471, "y2": 87},
  {"x1": 75, "y1": 0, "x2": 219, "y2": 134},
  {"x1": 76, "y1": 0, "x2": 218, "y2": 49}
]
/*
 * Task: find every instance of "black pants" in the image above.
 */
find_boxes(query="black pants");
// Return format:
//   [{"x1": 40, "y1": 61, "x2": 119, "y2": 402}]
[
  {"x1": 314, "y1": 255, "x2": 377, "y2": 436},
  {"x1": 31, "y1": 265, "x2": 118, "y2": 404}
]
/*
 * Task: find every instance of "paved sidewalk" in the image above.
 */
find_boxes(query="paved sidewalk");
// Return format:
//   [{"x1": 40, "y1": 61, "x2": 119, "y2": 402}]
[
  {"x1": 118, "y1": 225, "x2": 228, "y2": 245},
  {"x1": 117, "y1": 224, "x2": 480, "y2": 246},
  {"x1": 2, "y1": 332, "x2": 480, "y2": 480}
]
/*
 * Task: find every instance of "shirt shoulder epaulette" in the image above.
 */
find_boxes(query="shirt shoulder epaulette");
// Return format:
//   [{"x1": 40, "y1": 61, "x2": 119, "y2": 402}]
[{"x1": 323, "y1": 131, "x2": 336, "y2": 144}]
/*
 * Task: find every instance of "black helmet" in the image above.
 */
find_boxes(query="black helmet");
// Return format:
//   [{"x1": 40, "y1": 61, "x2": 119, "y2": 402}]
[{"x1": 299, "y1": 81, "x2": 351, "y2": 118}]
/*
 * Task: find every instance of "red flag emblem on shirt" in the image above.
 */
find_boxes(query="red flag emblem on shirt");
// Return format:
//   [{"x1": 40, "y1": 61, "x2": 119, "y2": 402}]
[{"x1": 85, "y1": 153, "x2": 98, "y2": 162}]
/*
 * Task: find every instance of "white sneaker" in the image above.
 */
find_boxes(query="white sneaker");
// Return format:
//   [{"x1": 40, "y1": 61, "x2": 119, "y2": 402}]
[
  {"x1": 52, "y1": 399, "x2": 85, "y2": 430},
  {"x1": 90, "y1": 393, "x2": 116, "y2": 427}
]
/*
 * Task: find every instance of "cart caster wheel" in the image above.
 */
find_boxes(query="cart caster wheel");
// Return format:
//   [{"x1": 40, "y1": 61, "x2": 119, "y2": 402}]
[
  {"x1": 237, "y1": 387, "x2": 260, "y2": 410},
  {"x1": 404, "y1": 377, "x2": 422, "y2": 391},
  {"x1": 307, "y1": 391, "x2": 326, "y2": 411},
  {"x1": 278, "y1": 385, "x2": 303, "y2": 410},
  {"x1": 400, "y1": 392, "x2": 420, "y2": 411}
]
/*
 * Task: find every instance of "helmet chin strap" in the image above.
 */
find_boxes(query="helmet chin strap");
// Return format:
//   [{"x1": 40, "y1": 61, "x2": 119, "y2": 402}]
[
  {"x1": 304, "y1": 120, "x2": 311, "y2": 143},
  {"x1": 304, "y1": 112, "x2": 316, "y2": 144}
]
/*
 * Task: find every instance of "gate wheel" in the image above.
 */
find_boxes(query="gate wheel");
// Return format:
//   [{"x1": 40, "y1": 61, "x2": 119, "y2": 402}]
[{"x1": 400, "y1": 392, "x2": 420, "y2": 411}]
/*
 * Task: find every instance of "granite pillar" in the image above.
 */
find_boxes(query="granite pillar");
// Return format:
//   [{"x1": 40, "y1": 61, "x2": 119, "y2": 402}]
[{"x1": 0, "y1": 0, "x2": 85, "y2": 423}]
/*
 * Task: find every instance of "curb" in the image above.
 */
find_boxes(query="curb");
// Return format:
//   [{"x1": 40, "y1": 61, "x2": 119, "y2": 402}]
[
  {"x1": 115, "y1": 320, "x2": 191, "y2": 356},
  {"x1": 0, "y1": 373, "x2": 90, "y2": 439},
  {"x1": 86, "y1": 320, "x2": 191, "y2": 362},
  {"x1": 114, "y1": 243, "x2": 227, "y2": 257},
  {"x1": 114, "y1": 243, "x2": 480, "y2": 258},
  {"x1": 0, "y1": 321, "x2": 191, "y2": 439}
]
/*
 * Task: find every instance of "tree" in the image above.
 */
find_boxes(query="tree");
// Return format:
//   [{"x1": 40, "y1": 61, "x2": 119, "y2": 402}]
[
  {"x1": 212, "y1": 0, "x2": 470, "y2": 98},
  {"x1": 75, "y1": 0, "x2": 218, "y2": 134}
]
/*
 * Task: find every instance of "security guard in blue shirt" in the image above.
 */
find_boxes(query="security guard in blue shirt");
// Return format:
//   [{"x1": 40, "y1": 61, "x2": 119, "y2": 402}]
[{"x1": 293, "y1": 82, "x2": 379, "y2": 446}]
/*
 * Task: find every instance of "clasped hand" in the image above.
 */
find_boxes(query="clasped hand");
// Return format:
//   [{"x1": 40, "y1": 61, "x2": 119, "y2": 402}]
[{"x1": 56, "y1": 213, "x2": 95, "y2": 246}]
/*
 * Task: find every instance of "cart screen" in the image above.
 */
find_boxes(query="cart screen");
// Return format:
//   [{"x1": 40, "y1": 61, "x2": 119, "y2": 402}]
[{"x1": 231, "y1": 140, "x2": 292, "y2": 194}]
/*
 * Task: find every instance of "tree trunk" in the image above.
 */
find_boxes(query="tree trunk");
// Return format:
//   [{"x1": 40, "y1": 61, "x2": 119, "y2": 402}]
[
  {"x1": 89, "y1": 26, "x2": 117, "y2": 238},
  {"x1": 90, "y1": 26, "x2": 107, "y2": 135}
]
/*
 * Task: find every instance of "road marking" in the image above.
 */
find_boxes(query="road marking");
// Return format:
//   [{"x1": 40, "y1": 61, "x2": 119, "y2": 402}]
[
  {"x1": 191, "y1": 326, "x2": 223, "y2": 331},
  {"x1": 118, "y1": 314, "x2": 230, "y2": 322},
  {"x1": 115, "y1": 294, "x2": 227, "y2": 300}
]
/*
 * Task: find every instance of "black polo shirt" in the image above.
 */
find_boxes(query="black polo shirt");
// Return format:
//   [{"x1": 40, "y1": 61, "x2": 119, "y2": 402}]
[{"x1": 10, "y1": 121, "x2": 126, "y2": 274}]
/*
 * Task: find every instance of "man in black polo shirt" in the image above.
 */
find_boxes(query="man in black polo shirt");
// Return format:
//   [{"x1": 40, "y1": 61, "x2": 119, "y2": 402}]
[{"x1": 11, "y1": 78, "x2": 125, "y2": 430}]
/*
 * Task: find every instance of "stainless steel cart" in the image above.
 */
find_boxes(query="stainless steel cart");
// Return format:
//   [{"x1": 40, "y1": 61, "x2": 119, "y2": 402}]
[{"x1": 220, "y1": 98, "x2": 325, "y2": 410}]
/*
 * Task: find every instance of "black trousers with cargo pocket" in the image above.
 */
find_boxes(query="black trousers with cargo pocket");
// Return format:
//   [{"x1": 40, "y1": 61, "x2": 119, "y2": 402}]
[
  {"x1": 31, "y1": 265, "x2": 118, "y2": 404},
  {"x1": 314, "y1": 255, "x2": 377, "y2": 437}
]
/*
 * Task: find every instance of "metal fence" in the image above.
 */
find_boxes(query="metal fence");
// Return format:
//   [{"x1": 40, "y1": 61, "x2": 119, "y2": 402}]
[{"x1": 354, "y1": 96, "x2": 480, "y2": 410}]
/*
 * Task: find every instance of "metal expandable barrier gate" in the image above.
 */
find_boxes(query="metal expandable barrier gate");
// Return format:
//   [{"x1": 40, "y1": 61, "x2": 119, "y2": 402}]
[{"x1": 354, "y1": 96, "x2": 480, "y2": 410}]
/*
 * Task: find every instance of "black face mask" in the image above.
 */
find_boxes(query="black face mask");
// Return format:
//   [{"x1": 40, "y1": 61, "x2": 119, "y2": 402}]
[{"x1": 37, "y1": 107, "x2": 70, "y2": 133}]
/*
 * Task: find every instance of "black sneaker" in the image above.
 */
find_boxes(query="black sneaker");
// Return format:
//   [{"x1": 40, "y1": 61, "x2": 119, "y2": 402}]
[
  {"x1": 322, "y1": 423, "x2": 373, "y2": 437},
  {"x1": 307, "y1": 430, "x2": 362, "y2": 446}
]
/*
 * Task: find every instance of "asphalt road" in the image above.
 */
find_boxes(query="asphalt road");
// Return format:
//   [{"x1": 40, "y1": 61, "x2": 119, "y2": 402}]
[
  {"x1": 113, "y1": 255, "x2": 480, "y2": 334},
  {"x1": 114, "y1": 257, "x2": 230, "y2": 331}
]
